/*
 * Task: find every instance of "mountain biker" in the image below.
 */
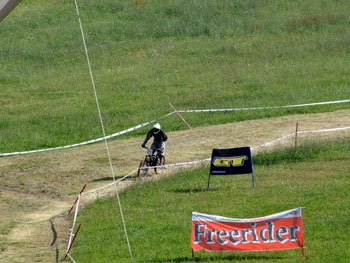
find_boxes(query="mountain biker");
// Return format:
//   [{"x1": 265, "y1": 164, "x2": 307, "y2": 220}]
[{"x1": 141, "y1": 123, "x2": 167, "y2": 162}]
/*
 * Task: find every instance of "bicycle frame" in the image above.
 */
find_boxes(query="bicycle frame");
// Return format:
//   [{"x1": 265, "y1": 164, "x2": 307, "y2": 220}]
[
  {"x1": 144, "y1": 146, "x2": 162, "y2": 165},
  {"x1": 138, "y1": 146, "x2": 165, "y2": 178}
]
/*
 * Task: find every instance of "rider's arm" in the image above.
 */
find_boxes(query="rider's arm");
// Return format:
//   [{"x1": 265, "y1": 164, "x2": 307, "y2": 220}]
[
  {"x1": 142, "y1": 129, "x2": 153, "y2": 146},
  {"x1": 161, "y1": 130, "x2": 168, "y2": 142}
]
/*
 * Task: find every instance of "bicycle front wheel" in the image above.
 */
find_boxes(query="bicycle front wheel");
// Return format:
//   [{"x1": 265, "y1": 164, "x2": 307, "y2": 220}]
[{"x1": 139, "y1": 158, "x2": 150, "y2": 178}]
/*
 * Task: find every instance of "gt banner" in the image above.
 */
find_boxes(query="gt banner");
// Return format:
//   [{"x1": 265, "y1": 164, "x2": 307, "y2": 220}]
[
  {"x1": 191, "y1": 208, "x2": 304, "y2": 256},
  {"x1": 207, "y1": 147, "x2": 254, "y2": 188}
]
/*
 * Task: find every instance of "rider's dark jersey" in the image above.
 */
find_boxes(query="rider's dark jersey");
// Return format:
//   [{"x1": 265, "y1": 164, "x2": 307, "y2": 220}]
[{"x1": 143, "y1": 128, "x2": 168, "y2": 145}]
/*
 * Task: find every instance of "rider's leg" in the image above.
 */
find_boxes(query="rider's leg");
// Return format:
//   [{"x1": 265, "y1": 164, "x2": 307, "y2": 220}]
[
  {"x1": 157, "y1": 143, "x2": 165, "y2": 165},
  {"x1": 151, "y1": 142, "x2": 165, "y2": 165},
  {"x1": 157, "y1": 152, "x2": 164, "y2": 163},
  {"x1": 150, "y1": 143, "x2": 160, "y2": 166},
  {"x1": 150, "y1": 143, "x2": 157, "y2": 156}
]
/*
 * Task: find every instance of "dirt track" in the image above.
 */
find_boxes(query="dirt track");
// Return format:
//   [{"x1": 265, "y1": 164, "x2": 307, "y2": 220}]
[{"x1": 1, "y1": 109, "x2": 350, "y2": 262}]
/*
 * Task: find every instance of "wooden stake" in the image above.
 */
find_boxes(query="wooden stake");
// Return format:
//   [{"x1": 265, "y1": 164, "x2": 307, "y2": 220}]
[
  {"x1": 207, "y1": 172, "x2": 212, "y2": 190},
  {"x1": 169, "y1": 102, "x2": 191, "y2": 129},
  {"x1": 295, "y1": 122, "x2": 299, "y2": 149},
  {"x1": 67, "y1": 184, "x2": 86, "y2": 215},
  {"x1": 65, "y1": 224, "x2": 82, "y2": 259},
  {"x1": 135, "y1": 160, "x2": 143, "y2": 183}
]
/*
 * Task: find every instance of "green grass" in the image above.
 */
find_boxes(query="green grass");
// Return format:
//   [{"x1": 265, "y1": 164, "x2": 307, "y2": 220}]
[
  {"x1": 253, "y1": 138, "x2": 350, "y2": 165},
  {"x1": 70, "y1": 139, "x2": 350, "y2": 262},
  {"x1": 1, "y1": 0, "x2": 350, "y2": 153}
]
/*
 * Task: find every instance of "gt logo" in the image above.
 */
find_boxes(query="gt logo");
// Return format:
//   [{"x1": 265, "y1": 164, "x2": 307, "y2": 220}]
[{"x1": 212, "y1": 156, "x2": 248, "y2": 167}]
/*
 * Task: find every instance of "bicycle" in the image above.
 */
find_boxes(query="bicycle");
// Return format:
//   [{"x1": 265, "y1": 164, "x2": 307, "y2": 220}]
[{"x1": 137, "y1": 146, "x2": 165, "y2": 178}]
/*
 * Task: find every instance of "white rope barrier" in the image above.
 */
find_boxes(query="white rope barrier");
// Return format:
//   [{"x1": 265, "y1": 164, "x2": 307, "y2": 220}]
[
  {"x1": 177, "y1": 99, "x2": 350, "y2": 113},
  {"x1": 251, "y1": 133, "x2": 295, "y2": 150},
  {"x1": 67, "y1": 254, "x2": 77, "y2": 263},
  {"x1": 80, "y1": 125, "x2": 350, "y2": 195},
  {"x1": 298, "y1": 126, "x2": 350, "y2": 134},
  {"x1": 1, "y1": 99, "x2": 349, "y2": 157},
  {"x1": 82, "y1": 160, "x2": 212, "y2": 196},
  {"x1": 136, "y1": 159, "x2": 211, "y2": 173},
  {"x1": 82, "y1": 169, "x2": 138, "y2": 195},
  {"x1": 0, "y1": 112, "x2": 175, "y2": 157}
]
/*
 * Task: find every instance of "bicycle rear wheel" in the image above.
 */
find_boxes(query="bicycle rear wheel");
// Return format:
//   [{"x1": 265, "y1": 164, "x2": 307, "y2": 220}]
[{"x1": 154, "y1": 155, "x2": 165, "y2": 174}]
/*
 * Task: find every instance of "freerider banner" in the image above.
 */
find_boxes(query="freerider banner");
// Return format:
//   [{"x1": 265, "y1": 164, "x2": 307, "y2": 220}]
[{"x1": 191, "y1": 208, "x2": 304, "y2": 254}]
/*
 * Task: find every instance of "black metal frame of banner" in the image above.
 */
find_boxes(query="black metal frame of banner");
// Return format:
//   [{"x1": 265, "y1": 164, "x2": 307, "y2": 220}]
[{"x1": 207, "y1": 147, "x2": 255, "y2": 190}]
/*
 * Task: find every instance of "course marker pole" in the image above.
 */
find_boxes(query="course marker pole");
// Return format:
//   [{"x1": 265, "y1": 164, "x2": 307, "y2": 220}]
[
  {"x1": 67, "y1": 184, "x2": 86, "y2": 215},
  {"x1": 169, "y1": 102, "x2": 191, "y2": 129},
  {"x1": 65, "y1": 224, "x2": 82, "y2": 260},
  {"x1": 135, "y1": 160, "x2": 143, "y2": 182},
  {"x1": 301, "y1": 207, "x2": 305, "y2": 257},
  {"x1": 295, "y1": 122, "x2": 299, "y2": 149},
  {"x1": 207, "y1": 172, "x2": 212, "y2": 190},
  {"x1": 251, "y1": 155, "x2": 255, "y2": 188}
]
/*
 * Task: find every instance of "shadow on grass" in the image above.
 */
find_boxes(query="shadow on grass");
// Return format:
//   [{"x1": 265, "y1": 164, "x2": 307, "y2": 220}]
[
  {"x1": 170, "y1": 187, "x2": 218, "y2": 193},
  {"x1": 90, "y1": 176, "x2": 134, "y2": 182},
  {"x1": 148, "y1": 254, "x2": 287, "y2": 262}
]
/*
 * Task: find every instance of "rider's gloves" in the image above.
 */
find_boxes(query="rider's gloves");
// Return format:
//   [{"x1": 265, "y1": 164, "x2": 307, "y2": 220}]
[{"x1": 141, "y1": 144, "x2": 145, "y2": 148}]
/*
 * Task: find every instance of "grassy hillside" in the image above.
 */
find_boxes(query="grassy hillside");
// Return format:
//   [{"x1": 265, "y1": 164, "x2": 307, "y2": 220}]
[
  {"x1": 70, "y1": 139, "x2": 350, "y2": 262},
  {"x1": 1, "y1": 0, "x2": 350, "y2": 153}
]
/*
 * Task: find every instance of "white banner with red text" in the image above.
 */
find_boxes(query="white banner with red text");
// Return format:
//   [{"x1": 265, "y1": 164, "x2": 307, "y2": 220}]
[{"x1": 191, "y1": 208, "x2": 304, "y2": 254}]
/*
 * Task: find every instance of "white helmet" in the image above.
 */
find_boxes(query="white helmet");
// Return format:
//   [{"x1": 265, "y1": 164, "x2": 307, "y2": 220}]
[{"x1": 153, "y1": 123, "x2": 161, "y2": 130}]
